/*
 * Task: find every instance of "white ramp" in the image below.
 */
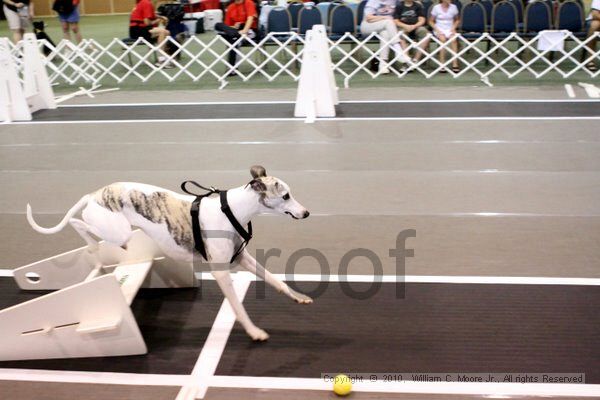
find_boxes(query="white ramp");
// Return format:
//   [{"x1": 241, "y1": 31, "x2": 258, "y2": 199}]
[
  {"x1": 0, "y1": 274, "x2": 147, "y2": 361},
  {"x1": 0, "y1": 38, "x2": 32, "y2": 122},
  {"x1": 1, "y1": 230, "x2": 198, "y2": 361},
  {"x1": 294, "y1": 25, "x2": 338, "y2": 123}
]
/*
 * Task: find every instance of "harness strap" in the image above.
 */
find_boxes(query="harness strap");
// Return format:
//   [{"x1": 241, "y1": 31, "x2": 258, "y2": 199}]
[
  {"x1": 181, "y1": 180, "x2": 220, "y2": 261},
  {"x1": 220, "y1": 191, "x2": 253, "y2": 263},
  {"x1": 180, "y1": 180, "x2": 252, "y2": 264}
]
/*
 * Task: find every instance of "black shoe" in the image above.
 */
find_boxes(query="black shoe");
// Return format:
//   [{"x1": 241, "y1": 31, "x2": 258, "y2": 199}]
[
  {"x1": 227, "y1": 70, "x2": 238, "y2": 77},
  {"x1": 369, "y1": 58, "x2": 380, "y2": 72}
]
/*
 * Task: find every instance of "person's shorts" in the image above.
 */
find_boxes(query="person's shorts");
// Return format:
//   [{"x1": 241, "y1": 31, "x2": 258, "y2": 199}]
[
  {"x1": 59, "y1": 6, "x2": 80, "y2": 23},
  {"x1": 3, "y1": 5, "x2": 28, "y2": 30},
  {"x1": 129, "y1": 25, "x2": 154, "y2": 42},
  {"x1": 401, "y1": 26, "x2": 429, "y2": 42}
]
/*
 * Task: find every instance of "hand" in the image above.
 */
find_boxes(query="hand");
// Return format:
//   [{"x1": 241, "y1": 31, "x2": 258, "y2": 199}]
[
  {"x1": 405, "y1": 24, "x2": 415, "y2": 33},
  {"x1": 15, "y1": 2, "x2": 25, "y2": 8},
  {"x1": 239, "y1": 28, "x2": 248, "y2": 36},
  {"x1": 233, "y1": 22, "x2": 242, "y2": 29}
]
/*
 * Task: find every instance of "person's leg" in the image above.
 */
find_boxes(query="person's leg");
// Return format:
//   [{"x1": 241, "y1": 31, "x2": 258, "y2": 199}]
[
  {"x1": 61, "y1": 20, "x2": 71, "y2": 41},
  {"x1": 70, "y1": 23, "x2": 82, "y2": 43},
  {"x1": 437, "y1": 33, "x2": 447, "y2": 69},
  {"x1": 361, "y1": 19, "x2": 393, "y2": 62},
  {"x1": 586, "y1": 20, "x2": 599, "y2": 68},
  {"x1": 449, "y1": 34, "x2": 459, "y2": 69},
  {"x1": 215, "y1": 23, "x2": 241, "y2": 67},
  {"x1": 413, "y1": 26, "x2": 430, "y2": 62}
]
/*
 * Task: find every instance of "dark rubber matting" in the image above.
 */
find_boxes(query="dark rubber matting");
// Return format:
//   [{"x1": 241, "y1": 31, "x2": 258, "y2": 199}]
[
  {"x1": 0, "y1": 278, "x2": 222, "y2": 374},
  {"x1": 216, "y1": 282, "x2": 600, "y2": 383},
  {"x1": 31, "y1": 101, "x2": 600, "y2": 121}
]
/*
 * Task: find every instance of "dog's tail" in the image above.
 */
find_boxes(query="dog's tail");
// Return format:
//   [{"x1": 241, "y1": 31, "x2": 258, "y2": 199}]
[{"x1": 27, "y1": 194, "x2": 90, "y2": 234}]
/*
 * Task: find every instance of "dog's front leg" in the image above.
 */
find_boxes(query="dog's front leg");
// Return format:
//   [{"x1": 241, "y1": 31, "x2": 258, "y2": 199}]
[
  {"x1": 238, "y1": 250, "x2": 313, "y2": 304},
  {"x1": 211, "y1": 270, "x2": 269, "y2": 341}
]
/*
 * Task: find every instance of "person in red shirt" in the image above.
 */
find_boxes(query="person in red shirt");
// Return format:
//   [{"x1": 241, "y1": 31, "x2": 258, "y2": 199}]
[
  {"x1": 215, "y1": 0, "x2": 258, "y2": 74},
  {"x1": 129, "y1": 0, "x2": 169, "y2": 48}
]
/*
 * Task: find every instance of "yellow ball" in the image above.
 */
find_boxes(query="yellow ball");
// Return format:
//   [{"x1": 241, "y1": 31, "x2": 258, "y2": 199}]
[{"x1": 333, "y1": 374, "x2": 352, "y2": 396}]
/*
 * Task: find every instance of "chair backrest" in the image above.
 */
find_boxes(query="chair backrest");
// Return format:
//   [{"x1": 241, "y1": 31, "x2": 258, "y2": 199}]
[
  {"x1": 328, "y1": 1, "x2": 343, "y2": 25},
  {"x1": 288, "y1": 3, "x2": 303, "y2": 28},
  {"x1": 330, "y1": 4, "x2": 355, "y2": 35},
  {"x1": 491, "y1": 1, "x2": 518, "y2": 33},
  {"x1": 298, "y1": 5, "x2": 323, "y2": 34},
  {"x1": 508, "y1": 0, "x2": 523, "y2": 22},
  {"x1": 480, "y1": 0, "x2": 493, "y2": 24},
  {"x1": 317, "y1": 2, "x2": 331, "y2": 25},
  {"x1": 267, "y1": 7, "x2": 292, "y2": 33},
  {"x1": 557, "y1": 0, "x2": 584, "y2": 32},
  {"x1": 524, "y1": 1, "x2": 551, "y2": 32},
  {"x1": 357, "y1": 0, "x2": 367, "y2": 26},
  {"x1": 452, "y1": 0, "x2": 462, "y2": 13},
  {"x1": 460, "y1": 2, "x2": 486, "y2": 33}
]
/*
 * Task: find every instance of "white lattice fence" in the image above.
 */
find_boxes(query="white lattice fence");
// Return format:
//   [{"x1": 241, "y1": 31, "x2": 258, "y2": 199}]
[{"x1": 4, "y1": 31, "x2": 599, "y2": 88}]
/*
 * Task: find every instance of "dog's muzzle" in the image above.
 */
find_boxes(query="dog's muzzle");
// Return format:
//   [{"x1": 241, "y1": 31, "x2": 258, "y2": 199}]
[{"x1": 286, "y1": 211, "x2": 310, "y2": 219}]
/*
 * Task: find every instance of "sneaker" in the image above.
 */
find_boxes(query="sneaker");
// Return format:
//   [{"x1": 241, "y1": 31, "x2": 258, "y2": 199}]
[
  {"x1": 378, "y1": 62, "x2": 390, "y2": 74},
  {"x1": 158, "y1": 55, "x2": 167, "y2": 63},
  {"x1": 396, "y1": 51, "x2": 410, "y2": 64}
]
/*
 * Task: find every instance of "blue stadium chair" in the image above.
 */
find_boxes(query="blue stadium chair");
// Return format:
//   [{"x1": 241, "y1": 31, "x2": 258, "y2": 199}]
[
  {"x1": 523, "y1": 1, "x2": 552, "y2": 36},
  {"x1": 298, "y1": 5, "x2": 323, "y2": 35},
  {"x1": 543, "y1": 0, "x2": 554, "y2": 21},
  {"x1": 329, "y1": 4, "x2": 356, "y2": 39},
  {"x1": 509, "y1": 0, "x2": 523, "y2": 23},
  {"x1": 452, "y1": 0, "x2": 462, "y2": 13},
  {"x1": 460, "y1": 2, "x2": 487, "y2": 38},
  {"x1": 557, "y1": 0, "x2": 585, "y2": 37},
  {"x1": 328, "y1": 2, "x2": 344, "y2": 26},
  {"x1": 317, "y1": 2, "x2": 331, "y2": 26},
  {"x1": 491, "y1": 1, "x2": 518, "y2": 38},
  {"x1": 480, "y1": 0, "x2": 493, "y2": 25},
  {"x1": 288, "y1": 3, "x2": 303, "y2": 29},
  {"x1": 267, "y1": 7, "x2": 292, "y2": 33},
  {"x1": 357, "y1": 0, "x2": 367, "y2": 29}
]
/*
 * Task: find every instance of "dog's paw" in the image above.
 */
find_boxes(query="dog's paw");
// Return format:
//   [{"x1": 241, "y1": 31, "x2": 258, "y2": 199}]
[
  {"x1": 288, "y1": 287, "x2": 313, "y2": 304},
  {"x1": 247, "y1": 326, "x2": 269, "y2": 341}
]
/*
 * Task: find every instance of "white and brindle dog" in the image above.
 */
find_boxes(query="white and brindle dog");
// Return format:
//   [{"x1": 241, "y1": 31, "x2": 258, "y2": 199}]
[{"x1": 26, "y1": 165, "x2": 312, "y2": 341}]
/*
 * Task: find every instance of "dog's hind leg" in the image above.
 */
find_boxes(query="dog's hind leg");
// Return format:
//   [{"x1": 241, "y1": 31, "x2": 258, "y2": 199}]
[
  {"x1": 69, "y1": 218, "x2": 100, "y2": 253},
  {"x1": 237, "y1": 250, "x2": 313, "y2": 304},
  {"x1": 212, "y1": 270, "x2": 269, "y2": 341}
]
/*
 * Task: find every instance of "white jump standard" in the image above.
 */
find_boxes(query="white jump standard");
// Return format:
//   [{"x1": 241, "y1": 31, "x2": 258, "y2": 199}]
[{"x1": 0, "y1": 166, "x2": 312, "y2": 361}]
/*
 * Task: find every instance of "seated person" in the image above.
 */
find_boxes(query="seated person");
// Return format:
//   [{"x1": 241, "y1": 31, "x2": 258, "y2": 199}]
[
  {"x1": 429, "y1": 0, "x2": 460, "y2": 73},
  {"x1": 586, "y1": 0, "x2": 599, "y2": 71},
  {"x1": 394, "y1": 0, "x2": 430, "y2": 64},
  {"x1": 215, "y1": 0, "x2": 258, "y2": 73},
  {"x1": 360, "y1": 0, "x2": 410, "y2": 74},
  {"x1": 129, "y1": 0, "x2": 170, "y2": 50}
]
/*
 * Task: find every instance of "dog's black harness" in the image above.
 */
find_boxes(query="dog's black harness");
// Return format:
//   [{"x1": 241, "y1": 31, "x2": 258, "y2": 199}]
[{"x1": 180, "y1": 180, "x2": 252, "y2": 264}]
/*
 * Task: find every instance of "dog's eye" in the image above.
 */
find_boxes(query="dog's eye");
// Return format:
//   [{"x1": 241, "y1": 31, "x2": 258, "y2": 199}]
[{"x1": 282, "y1": 193, "x2": 290, "y2": 201}]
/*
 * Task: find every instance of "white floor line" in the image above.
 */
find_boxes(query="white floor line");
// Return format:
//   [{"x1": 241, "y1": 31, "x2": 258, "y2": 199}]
[
  {"x1": 175, "y1": 272, "x2": 252, "y2": 400},
  {"x1": 564, "y1": 84, "x2": 576, "y2": 98},
  {"x1": 1, "y1": 269, "x2": 599, "y2": 286},
  {"x1": 0, "y1": 369, "x2": 189, "y2": 386},
  {"x1": 7, "y1": 116, "x2": 600, "y2": 125},
  {"x1": 57, "y1": 99, "x2": 599, "y2": 108},
  {"x1": 210, "y1": 376, "x2": 600, "y2": 397}
]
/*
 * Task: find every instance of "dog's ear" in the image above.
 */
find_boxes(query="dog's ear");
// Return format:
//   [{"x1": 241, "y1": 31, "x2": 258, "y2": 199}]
[
  {"x1": 250, "y1": 165, "x2": 267, "y2": 179},
  {"x1": 249, "y1": 179, "x2": 267, "y2": 193}
]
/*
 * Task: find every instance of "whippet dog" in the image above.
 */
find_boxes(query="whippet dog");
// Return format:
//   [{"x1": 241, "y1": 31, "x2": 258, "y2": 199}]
[{"x1": 26, "y1": 165, "x2": 312, "y2": 341}]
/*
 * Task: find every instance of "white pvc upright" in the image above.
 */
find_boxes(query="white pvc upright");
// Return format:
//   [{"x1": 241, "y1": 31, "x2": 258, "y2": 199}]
[
  {"x1": 22, "y1": 33, "x2": 56, "y2": 113},
  {"x1": 0, "y1": 38, "x2": 32, "y2": 122},
  {"x1": 294, "y1": 25, "x2": 338, "y2": 123}
]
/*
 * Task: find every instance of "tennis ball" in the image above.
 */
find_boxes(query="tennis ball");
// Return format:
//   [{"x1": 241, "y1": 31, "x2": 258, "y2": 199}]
[{"x1": 333, "y1": 374, "x2": 352, "y2": 396}]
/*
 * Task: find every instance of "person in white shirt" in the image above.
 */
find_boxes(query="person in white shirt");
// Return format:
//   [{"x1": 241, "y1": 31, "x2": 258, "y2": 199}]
[
  {"x1": 586, "y1": 0, "x2": 600, "y2": 71},
  {"x1": 428, "y1": 0, "x2": 460, "y2": 73},
  {"x1": 360, "y1": 0, "x2": 411, "y2": 74}
]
